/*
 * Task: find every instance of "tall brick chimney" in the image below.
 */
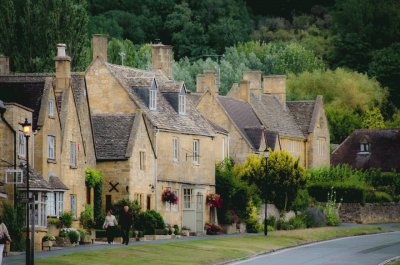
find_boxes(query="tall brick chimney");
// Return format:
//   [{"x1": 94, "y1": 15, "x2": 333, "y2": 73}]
[
  {"x1": 263, "y1": 75, "x2": 286, "y2": 107},
  {"x1": 239, "y1": 80, "x2": 251, "y2": 102},
  {"x1": 54, "y1": 44, "x2": 71, "y2": 94},
  {"x1": 243, "y1": 70, "x2": 262, "y2": 99},
  {"x1": 92, "y1": 34, "x2": 108, "y2": 62},
  {"x1": 152, "y1": 42, "x2": 172, "y2": 80},
  {"x1": 0, "y1": 56, "x2": 10, "y2": 74},
  {"x1": 196, "y1": 70, "x2": 218, "y2": 95}
]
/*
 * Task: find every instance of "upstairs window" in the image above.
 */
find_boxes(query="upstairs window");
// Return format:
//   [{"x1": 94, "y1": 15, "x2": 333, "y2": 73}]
[
  {"x1": 193, "y1": 139, "x2": 199, "y2": 164},
  {"x1": 173, "y1": 138, "x2": 179, "y2": 162},
  {"x1": 149, "y1": 90, "x2": 157, "y2": 110},
  {"x1": 48, "y1": 135, "x2": 55, "y2": 160},
  {"x1": 140, "y1": 151, "x2": 146, "y2": 170},
  {"x1": 318, "y1": 138, "x2": 326, "y2": 156},
  {"x1": 179, "y1": 94, "x2": 186, "y2": 114},
  {"x1": 70, "y1": 142, "x2": 77, "y2": 167},
  {"x1": 360, "y1": 143, "x2": 370, "y2": 153},
  {"x1": 49, "y1": 99, "x2": 54, "y2": 117},
  {"x1": 18, "y1": 131, "x2": 26, "y2": 157}
]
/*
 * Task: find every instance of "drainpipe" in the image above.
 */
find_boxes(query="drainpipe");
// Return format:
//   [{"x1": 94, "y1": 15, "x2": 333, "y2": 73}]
[
  {"x1": 32, "y1": 130, "x2": 38, "y2": 169},
  {"x1": 0, "y1": 101, "x2": 17, "y2": 207}
]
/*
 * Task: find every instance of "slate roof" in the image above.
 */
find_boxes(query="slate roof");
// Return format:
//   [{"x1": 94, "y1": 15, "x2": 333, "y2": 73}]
[
  {"x1": 71, "y1": 73, "x2": 86, "y2": 106},
  {"x1": 331, "y1": 129, "x2": 400, "y2": 171},
  {"x1": 244, "y1": 127, "x2": 264, "y2": 150},
  {"x1": 0, "y1": 75, "x2": 48, "y2": 129},
  {"x1": 207, "y1": 119, "x2": 229, "y2": 135},
  {"x1": 91, "y1": 114, "x2": 136, "y2": 161},
  {"x1": 17, "y1": 166, "x2": 52, "y2": 190},
  {"x1": 265, "y1": 130, "x2": 279, "y2": 150},
  {"x1": 187, "y1": 93, "x2": 203, "y2": 106},
  {"x1": 217, "y1": 96, "x2": 264, "y2": 149},
  {"x1": 49, "y1": 176, "x2": 69, "y2": 190},
  {"x1": 286, "y1": 100, "x2": 316, "y2": 135},
  {"x1": 105, "y1": 62, "x2": 214, "y2": 137},
  {"x1": 250, "y1": 94, "x2": 305, "y2": 139}
]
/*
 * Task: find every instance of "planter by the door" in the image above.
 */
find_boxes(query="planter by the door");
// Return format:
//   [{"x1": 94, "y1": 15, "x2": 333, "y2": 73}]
[
  {"x1": 181, "y1": 230, "x2": 190, "y2": 236},
  {"x1": 55, "y1": 236, "x2": 72, "y2": 247},
  {"x1": 42, "y1": 240, "x2": 54, "y2": 251},
  {"x1": 80, "y1": 235, "x2": 93, "y2": 244}
]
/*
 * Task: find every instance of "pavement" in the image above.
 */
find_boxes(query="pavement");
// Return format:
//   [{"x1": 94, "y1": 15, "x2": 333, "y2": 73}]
[{"x1": 3, "y1": 223, "x2": 400, "y2": 265}]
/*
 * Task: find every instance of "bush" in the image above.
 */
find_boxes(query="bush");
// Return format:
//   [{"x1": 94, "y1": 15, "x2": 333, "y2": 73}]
[
  {"x1": 154, "y1": 229, "x2": 168, "y2": 235},
  {"x1": 47, "y1": 217, "x2": 60, "y2": 227},
  {"x1": 42, "y1": 234, "x2": 56, "y2": 242},
  {"x1": 277, "y1": 219, "x2": 295, "y2": 230},
  {"x1": 77, "y1": 228, "x2": 88, "y2": 240},
  {"x1": 2, "y1": 202, "x2": 24, "y2": 251},
  {"x1": 308, "y1": 183, "x2": 366, "y2": 203},
  {"x1": 94, "y1": 211, "x2": 106, "y2": 230},
  {"x1": 364, "y1": 171, "x2": 400, "y2": 196},
  {"x1": 246, "y1": 218, "x2": 261, "y2": 233},
  {"x1": 135, "y1": 210, "x2": 165, "y2": 235},
  {"x1": 68, "y1": 230, "x2": 80, "y2": 244},
  {"x1": 365, "y1": 191, "x2": 393, "y2": 203},
  {"x1": 112, "y1": 198, "x2": 141, "y2": 224},
  {"x1": 204, "y1": 223, "x2": 223, "y2": 235},
  {"x1": 59, "y1": 212, "x2": 73, "y2": 228},
  {"x1": 173, "y1": 225, "x2": 180, "y2": 235},
  {"x1": 266, "y1": 216, "x2": 277, "y2": 229},
  {"x1": 303, "y1": 208, "x2": 326, "y2": 228},
  {"x1": 292, "y1": 189, "x2": 311, "y2": 212},
  {"x1": 80, "y1": 204, "x2": 94, "y2": 229},
  {"x1": 324, "y1": 190, "x2": 340, "y2": 226},
  {"x1": 288, "y1": 215, "x2": 306, "y2": 229}
]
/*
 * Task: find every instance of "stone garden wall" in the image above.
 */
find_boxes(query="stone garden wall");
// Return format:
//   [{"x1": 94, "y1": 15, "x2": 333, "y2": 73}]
[{"x1": 339, "y1": 203, "x2": 400, "y2": 224}]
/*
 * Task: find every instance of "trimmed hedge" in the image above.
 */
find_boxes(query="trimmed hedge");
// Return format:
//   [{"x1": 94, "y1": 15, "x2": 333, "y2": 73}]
[
  {"x1": 308, "y1": 183, "x2": 366, "y2": 203},
  {"x1": 365, "y1": 191, "x2": 393, "y2": 203}
]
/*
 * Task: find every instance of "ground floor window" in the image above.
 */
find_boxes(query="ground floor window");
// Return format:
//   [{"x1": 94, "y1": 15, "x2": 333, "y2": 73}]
[
  {"x1": 47, "y1": 191, "x2": 64, "y2": 217},
  {"x1": 29, "y1": 192, "x2": 47, "y2": 228},
  {"x1": 70, "y1": 194, "x2": 77, "y2": 218},
  {"x1": 183, "y1": 188, "x2": 193, "y2": 209}
]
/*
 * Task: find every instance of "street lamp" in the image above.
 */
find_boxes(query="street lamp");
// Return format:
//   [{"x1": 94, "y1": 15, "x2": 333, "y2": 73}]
[{"x1": 19, "y1": 118, "x2": 32, "y2": 265}]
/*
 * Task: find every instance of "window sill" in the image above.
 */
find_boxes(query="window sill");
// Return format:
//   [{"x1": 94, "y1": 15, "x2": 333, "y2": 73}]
[
  {"x1": 70, "y1": 165, "x2": 77, "y2": 169},
  {"x1": 357, "y1": 152, "x2": 370, "y2": 155},
  {"x1": 18, "y1": 155, "x2": 26, "y2": 160},
  {"x1": 47, "y1": 159, "x2": 57, "y2": 164},
  {"x1": 48, "y1": 115, "x2": 55, "y2": 119},
  {"x1": 192, "y1": 162, "x2": 200, "y2": 166}
]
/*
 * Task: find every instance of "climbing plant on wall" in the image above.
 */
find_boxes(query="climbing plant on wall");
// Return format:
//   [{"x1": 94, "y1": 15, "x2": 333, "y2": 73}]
[{"x1": 85, "y1": 168, "x2": 103, "y2": 219}]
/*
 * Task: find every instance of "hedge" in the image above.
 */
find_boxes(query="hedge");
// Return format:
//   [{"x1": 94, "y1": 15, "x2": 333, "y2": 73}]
[{"x1": 307, "y1": 183, "x2": 366, "y2": 203}]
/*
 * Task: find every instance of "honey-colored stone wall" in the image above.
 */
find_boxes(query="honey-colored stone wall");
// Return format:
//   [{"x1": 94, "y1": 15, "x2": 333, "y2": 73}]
[{"x1": 280, "y1": 137, "x2": 306, "y2": 166}]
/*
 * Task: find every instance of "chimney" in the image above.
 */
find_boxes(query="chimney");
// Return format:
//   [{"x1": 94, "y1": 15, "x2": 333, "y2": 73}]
[
  {"x1": 243, "y1": 70, "x2": 262, "y2": 98},
  {"x1": 239, "y1": 80, "x2": 251, "y2": 102},
  {"x1": 263, "y1": 75, "x2": 286, "y2": 107},
  {"x1": 152, "y1": 42, "x2": 172, "y2": 79},
  {"x1": 54, "y1": 44, "x2": 71, "y2": 94},
  {"x1": 92, "y1": 34, "x2": 108, "y2": 62},
  {"x1": 196, "y1": 74, "x2": 205, "y2": 93},
  {"x1": 0, "y1": 56, "x2": 10, "y2": 74}
]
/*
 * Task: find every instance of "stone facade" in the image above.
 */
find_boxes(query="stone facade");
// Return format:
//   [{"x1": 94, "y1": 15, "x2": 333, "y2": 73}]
[{"x1": 339, "y1": 203, "x2": 400, "y2": 224}]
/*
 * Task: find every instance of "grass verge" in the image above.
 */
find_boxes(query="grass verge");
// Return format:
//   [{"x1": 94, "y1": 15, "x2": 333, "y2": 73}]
[{"x1": 36, "y1": 226, "x2": 386, "y2": 265}]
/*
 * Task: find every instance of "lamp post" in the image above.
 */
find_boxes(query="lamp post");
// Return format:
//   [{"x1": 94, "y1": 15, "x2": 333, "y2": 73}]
[{"x1": 20, "y1": 118, "x2": 32, "y2": 265}]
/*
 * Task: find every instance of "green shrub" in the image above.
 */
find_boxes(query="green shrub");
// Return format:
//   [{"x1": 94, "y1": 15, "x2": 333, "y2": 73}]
[
  {"x1": 77, "y1": 228, "x2": 88, "y2": 239},
  {"x1": 289, "y1": 215, "x2": 306, "y2": 229},
  {"x1": 245, "y1": 218, "x2": 261, "y2": 233},
  {"x1": 277, "y1": 219, "x2": 295, "y2": 230},
  {"x1": 308, "y1": 183, "x2": 366, "y2": 203},
  {"x1": 94, "y1": 211, "x2": 106, "y2": 230},
  {"x1": 135, "y1": 210, "x2": 165, "y2": 235},
  {"x1": 68, "y1": 230, "x2": 80, "y2": 244},
  {"x1": 366, "y1": 191, "x2": 393, "y2": 203},
  {"x1": 266, "y1": 216, "x2": 277, "y2": 229},
  {"x1": 59, "y1": 211, "x2": 73, "y2": 228},
  {"x1": 267, "y1": 225, "x2": 275, "y2": 232},
  {"x1": 79, "y1": 204, "x2": 94, "y2": 229},
  {"x1": 292, "y1": 189, "x2": 311, "y2": 212},
  {"x1": 47, "y1": 217, "x2": 60, "y2": 227},
  {"x1": 173, "y1": 225, "x2": 180, "y2": 235},
  {"x1": 112, "y1": 198, "x2": 141, "y2": 223},
  {"x1": 324, "y1": 189, "x2": 340, "y2": 226},
  {"x1": 154, "y1": 229, "x2": 168, "y2": 235},
  {"x1": 364, "y1": 171, "x2": 400, "y2": 196},
  {"x1": 303, "y1": 207, "x2": 326, "y2": 228},
  {"x1": 2, "y1": 202, "x2": 24, "y2": 250}
]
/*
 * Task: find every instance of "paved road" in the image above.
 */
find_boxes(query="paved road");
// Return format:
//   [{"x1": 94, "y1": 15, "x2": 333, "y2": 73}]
[{"x1": 230, "y1": 231, "x2": 400, "y2": 265}]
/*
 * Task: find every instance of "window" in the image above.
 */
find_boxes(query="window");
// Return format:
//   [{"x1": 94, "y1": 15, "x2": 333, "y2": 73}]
[
  {"x1": 140, "y1": 151, "x2": 145, "y2": 170},
  {"x1": 70, "y1": 142, "x2": 77, "y2": 167},
  {"x1": 193, "y1": 140, "x2": 199, "y2": 164},
  {"x1": 149, "y1": 89, "x2": 157, "y2": 110},
  {"x1": 183, "y1": 188, "x2": 193, "y2": 209},
  {"x1": 70, "y1": 194, "x2": 77, "y2": 218},
  {"x1": 48, "y1": 135, "x2": 55, "y2": 160},
  {"x1": 222, "y1": 138, "x2": 225, "y2": 160},
  {"x1": 18, "y1": 131, "x2": 26, "y2": 157},
  {"x1": 173, "y1": 138, "x2": 179, "y2": 161},
  {"x1": 29, "y1": 192, "x2": 47, "y2": 227},
  {"x1": 318, "y1": 138, "x2": 326, "y2": 156},
  {"x1": 47, "y1": 191, "x2": 64, "y2": 217},
  {"x1": 360, "y1": 143, "x2": 370, "y2": 153},
  {"x1": 49, "y1": 99, "x2": 54, "y2": 117},
  {"x1": 165, "y1": 189, "x2": 179, "y2": 212},
  {"x1": 179, "y1": 94, "x2": 186, "y2": 114},
  {"x1": 134, "y1": 193, "x2": 144, "y2": 208}
]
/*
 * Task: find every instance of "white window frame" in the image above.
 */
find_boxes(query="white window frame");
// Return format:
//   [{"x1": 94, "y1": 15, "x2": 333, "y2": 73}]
[
  {"x1": 360, "y1": 143, "x2": 370, "y2": 153},
  {"x1": 49, "y1": 99, "x2": 54, "y2": 117},
  {"x1": 179, "y1": 94, "x2": 186, "y2": 114},
  {"x1": 30, "y1": 192, "x2": 47, "y2": 227},
  {"x1": 173, "y1": 138, "x2": 179, "y2": 162},
  {"x1": 47, "y1": 135, "x2": 55, "y2": 160},
  {"x1": 47, "y1": 192, "x2": 55, "y2": 216},
  {"x1": 149, "y1": 89, "x2": 157, "y2": 110},
  {"x1": 70, "y1": 194, "x2": 77, "y2": 218},
  {"x1": 70, "y1": 142, "x2": 77, "y2": 167},
  {"x1": 57, "y1": 192, "x2": 64, "y2": 216},
  {"x1": 183, "y1": 188, "x2": 193, "y2": 209},
  {"x1": 18, "y1": 131, "x2": 26, "y2": 157},
  {"x1": 193, "y1": 140, "x2": 199, "y2": 164}
]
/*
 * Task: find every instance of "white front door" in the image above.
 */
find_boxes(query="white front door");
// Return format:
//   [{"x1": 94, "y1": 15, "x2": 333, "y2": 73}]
[{"x1": 182, "y1": 188, "x2": 204, "y2": 233}]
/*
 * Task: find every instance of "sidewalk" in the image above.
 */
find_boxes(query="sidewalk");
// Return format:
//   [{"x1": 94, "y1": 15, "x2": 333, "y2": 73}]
[{"x1": 4, "y1": 223, "x2": 399, "y2": 265}]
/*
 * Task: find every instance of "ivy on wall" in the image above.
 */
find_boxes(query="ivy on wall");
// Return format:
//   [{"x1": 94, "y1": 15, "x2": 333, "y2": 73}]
[{"x1": 85, "y1": 168, "x2": 103, "y2": 219}]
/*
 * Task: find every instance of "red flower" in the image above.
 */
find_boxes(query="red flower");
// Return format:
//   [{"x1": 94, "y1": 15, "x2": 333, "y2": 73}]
[
  {"x1": 206, "y1": 193, "x2": 223, "y2": 208},
  {"x1": 162, "y1": 189, "x2": 178, "y2": 204}
]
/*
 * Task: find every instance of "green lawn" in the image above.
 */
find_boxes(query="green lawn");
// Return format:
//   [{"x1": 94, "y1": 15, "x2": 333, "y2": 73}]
[
  {"x1": 36, "y1": 226, "x2": 386, "y2": 265},
  {"x1": 388, "y1": 259, "x2": 400, "y2": 265}
]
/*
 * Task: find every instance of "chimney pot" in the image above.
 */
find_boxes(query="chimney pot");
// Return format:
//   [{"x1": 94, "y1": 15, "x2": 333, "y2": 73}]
[
  {"x1": 57, "y1": 43, "x2": 67, "y2": 57},
  {"x1": 0, "y1": 56, "x2": 10, "y2": 74}
]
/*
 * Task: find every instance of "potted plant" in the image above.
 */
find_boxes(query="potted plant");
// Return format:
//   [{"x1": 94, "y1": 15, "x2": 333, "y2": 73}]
[
  {"x1": 42, "y1": 234, "x2": 56, "y2": 250},
  {"x1": 204, "y1": 223, "x2": 223, "y2": 235},
  {"x1": 79, "y1": 204, "x2": 96, "y2": 243},
  {"x1": 162, "y1": 189, "x2": 178, "y2": 204},
  {"x1": 206, "y1": 193, "x2": 223, "y2": 208},
  {"x1": 181, "y1": 226, "x2": 190, "y2": 236}
]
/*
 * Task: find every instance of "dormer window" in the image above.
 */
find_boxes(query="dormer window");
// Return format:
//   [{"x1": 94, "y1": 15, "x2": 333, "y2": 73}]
[
  {"x1": 360, "y1": 143, "x2": 370, "y2": 153},
  {"x1": 49, "y1": 99, "x2": 54, "y2": 117},
  {"x1": 149, "y1": 89, "x2": 157, "y2": 110},
  {"x1": 179, "y1": 94, "x2": 186, "y2": 114}
]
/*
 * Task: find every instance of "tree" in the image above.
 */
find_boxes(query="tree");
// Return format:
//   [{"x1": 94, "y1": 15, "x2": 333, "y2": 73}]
[
  {"x1": 0, "y1": 0, "x2": 16, "y2": 57},
  {"x1": 362, "y1": 107, "x2": 385, "y2": 129},
  {"x1": 325, "y1": 106, "x2": 361, "y2": 144},
  {"x1": 242, "y1": 151, "x2": 308, "y2": 235}
]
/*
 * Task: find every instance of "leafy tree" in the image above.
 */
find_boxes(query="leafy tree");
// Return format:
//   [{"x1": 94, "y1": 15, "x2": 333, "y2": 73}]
[
  {"x1": 325, "y1": 106, "x2": 361, "y2": 144},
  {"x1": 362, "y1": 107, "x2": 385, "y2": 129},
  {"x1": 88, "y1": 14, "x2": 123, "y2": 39},
  {"x1": 242, "y1": 151, "x2": 307, "y2": 235},
  {"x1": 385, "y1": 110, "x2": 400, "y2": 128},
  {"x1": 0, "y1": 0, "x2": 16, "y2": 58}
]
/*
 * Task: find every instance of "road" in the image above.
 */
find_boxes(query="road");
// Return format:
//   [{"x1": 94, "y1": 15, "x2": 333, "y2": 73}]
[{"x1": 230, "y1": 231, "x2": 400, "y2": 265}]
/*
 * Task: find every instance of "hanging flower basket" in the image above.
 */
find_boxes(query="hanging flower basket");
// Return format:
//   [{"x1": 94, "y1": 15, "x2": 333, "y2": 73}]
[
  {"x1": 206, "y1": 193, "x2": 223, "y2": 208},
  {"x1": 162, "y1": 189, "x2": 178, "y2": 204}
]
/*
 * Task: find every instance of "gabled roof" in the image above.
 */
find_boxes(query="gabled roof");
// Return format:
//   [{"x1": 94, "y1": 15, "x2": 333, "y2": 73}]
[
  {"x1": 265, "y1": 130, "x2": 279, "y2": 150},
  {"x1": 286, "y1": 100, "x2": 316, "y2": 134},
  {"x1": 187, "y1": 92, "x2": 203, "y2": 106},
  {"x1": 207, "y1": 119, "x2": 229, "y2": 135},
  {"x1": 49, "y1": 176, "x2": 69, "y2": 190},
  {"x1": 17, "y1": 166, "x2": 52, "y2": 191},
  {"x1": 92, "y1": 114, "x2": 136, "y2": 161},
  {"x1": 250, "y1": 94, "x2": 305, "y2": 139},
  {"x1": 331, "y1": 129, "x2": 400, "y2": 171},
  {"x1": 104, "y1": 62, "x2": 214, "y2": 137},
  {"x1": 216, "y1": 95, "x2": 264, "y2": 150}
]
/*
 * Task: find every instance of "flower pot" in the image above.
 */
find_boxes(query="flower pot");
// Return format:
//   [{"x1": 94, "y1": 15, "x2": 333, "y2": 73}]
[{"x1": 181, "y1": 230, "x2": 190, "y2": 237}]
